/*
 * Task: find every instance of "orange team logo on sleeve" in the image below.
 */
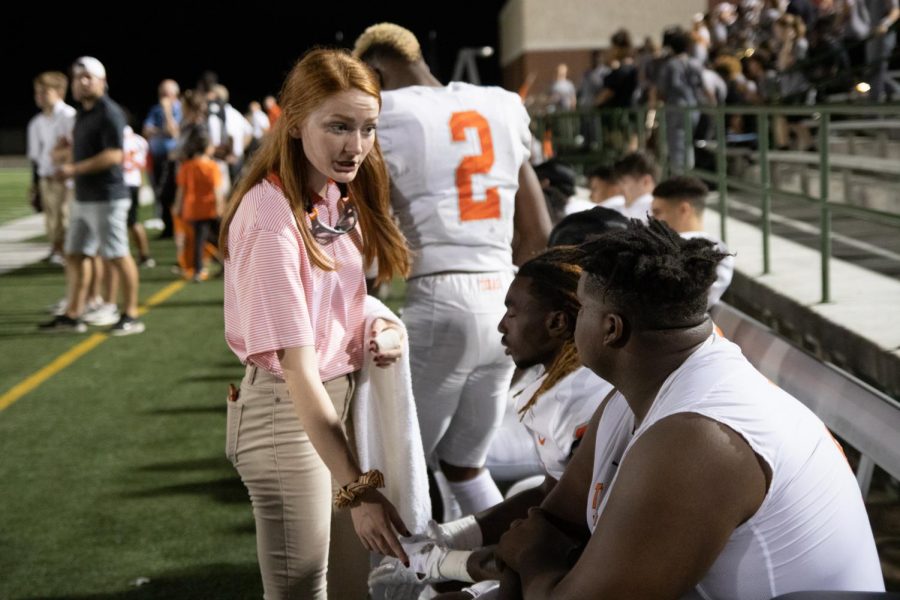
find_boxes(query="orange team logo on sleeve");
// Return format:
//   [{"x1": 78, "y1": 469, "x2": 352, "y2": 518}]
[
  {"x1": 591, "y1": 482, "x2": 605, "y2": 527},
  {"x1": 537, "y1": 435, "x2": 546, "y2": 446},
  {"x1": 591, "y1": 482, "x2": 605, "y2": 510},
  {"x1": 574, "y1": 423, "x2": 588, "y2": 441},
  {"x1": 712, "y1": 321, "x2": 725, "y2": 339}
]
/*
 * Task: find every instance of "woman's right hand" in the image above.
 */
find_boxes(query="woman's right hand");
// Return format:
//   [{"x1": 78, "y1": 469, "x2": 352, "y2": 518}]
[{"x1": 350, "y1": 488, "x2": 411, "y2": 563}]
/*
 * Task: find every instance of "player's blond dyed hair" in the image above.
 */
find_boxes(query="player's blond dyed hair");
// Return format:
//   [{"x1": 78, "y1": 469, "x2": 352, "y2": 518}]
[{"x1": 353, "y1": 23, "x2": 422, "y2": 62}]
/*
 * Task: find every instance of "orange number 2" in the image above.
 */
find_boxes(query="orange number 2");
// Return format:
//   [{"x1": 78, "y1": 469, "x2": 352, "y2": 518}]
[{"x1": 450, "y1": 111, "x2": 500, "y2": 221}]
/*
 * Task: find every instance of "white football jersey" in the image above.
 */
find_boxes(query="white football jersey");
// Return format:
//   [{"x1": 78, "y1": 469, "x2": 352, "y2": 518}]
[
  {"x1": 123, "y1": 126, "x2": 148, "y2": 188},
  {"x1": 515, "y1": 366, "x2": 612, "y2": 480},
  {"x1": 378, "y1": 83, "x2": 532, "y2": 277},
  {"x1": 587, "y1": 335, "x2": 885, "y2": 598}
]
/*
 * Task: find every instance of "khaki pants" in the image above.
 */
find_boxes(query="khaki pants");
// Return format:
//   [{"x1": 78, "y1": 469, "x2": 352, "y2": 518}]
[
  {"x1": 227, "y1": 365, "x2": 370, "y2": 599},
  {"x1": 39, "y1": 178, "x2": 72, "y2": 248}
]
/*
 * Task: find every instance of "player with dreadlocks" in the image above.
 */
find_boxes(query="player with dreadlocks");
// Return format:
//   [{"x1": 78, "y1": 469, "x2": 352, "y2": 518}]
[
  {"x1": 368, "y1": 247, "x2": 612, "y2": 598},
  {"x1": 496, "y1": 219, "x2": 884, "y2": 599}
]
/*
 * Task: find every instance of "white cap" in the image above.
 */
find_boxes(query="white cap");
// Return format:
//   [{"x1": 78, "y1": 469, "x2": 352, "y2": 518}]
[{"x1": 72, "y1": 56, "x2": 107, "y2": 79}]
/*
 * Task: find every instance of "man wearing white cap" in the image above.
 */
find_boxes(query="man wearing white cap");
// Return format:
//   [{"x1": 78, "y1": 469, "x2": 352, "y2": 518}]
[{"x1": 40, "y1": 57, "x2": 144, "y2": 335}]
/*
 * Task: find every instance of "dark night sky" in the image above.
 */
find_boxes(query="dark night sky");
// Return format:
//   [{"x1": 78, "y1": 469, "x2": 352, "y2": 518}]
[{"x1": 4, "y1": 2, "x2": 507, "y2": 130}]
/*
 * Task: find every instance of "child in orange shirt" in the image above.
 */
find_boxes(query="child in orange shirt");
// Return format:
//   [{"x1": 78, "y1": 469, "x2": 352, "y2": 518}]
[{"x1": 173, "y1": 128, "x2": 223, "y2": 281}]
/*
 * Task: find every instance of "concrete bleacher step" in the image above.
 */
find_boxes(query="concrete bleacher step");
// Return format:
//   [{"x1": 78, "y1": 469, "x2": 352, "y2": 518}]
[
  {"x1": 743, "y1": 161, "x2": 900, "y2": 215},
  {"x1": 829, "y1": 136, "x2": 900, "y2": 160}
]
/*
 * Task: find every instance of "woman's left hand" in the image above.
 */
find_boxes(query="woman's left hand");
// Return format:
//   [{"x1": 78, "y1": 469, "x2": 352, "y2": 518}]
[{"x1": 369, "y1": 318, "x2": 405, "y2": 368}]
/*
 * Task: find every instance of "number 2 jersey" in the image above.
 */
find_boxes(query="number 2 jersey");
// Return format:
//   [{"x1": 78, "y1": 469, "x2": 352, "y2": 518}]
[{"x1": 377, "y1": 82, "x2": 532, "y2": 277}]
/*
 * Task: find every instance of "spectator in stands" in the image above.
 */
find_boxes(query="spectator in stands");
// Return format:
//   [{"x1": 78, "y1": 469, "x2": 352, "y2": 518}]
[
  {"x1": 807, "y1": 13, "x2": 853, "y2": 95},
  {"x1": 710, "y1": 2, "x2": 738, "y2": 50},
  {"x1": 714, "y1": 55, "x2": 755, "y2": 134},
  {"x1": 657, "y1": 27, "x2": 708, "y2": 172},
  {"x1": 691, "y1": 13, "x2": 712, "y2": 64},
  {"x1": 611, "y1": 151, "x2": 658, "y2": 222},
  {"x1": 548, "y1": 63, "x2": 577, "y2": 112},
  {"x1": 220, "y1": 48, "x2": 411, "y2": 600},
  {"x1": 142, "y1": 79, "x2": 181, "y2": 240},
  {"x1": 577, "y1": 50, "x2": 608, "y2": 108},
  {"x1": 650, "y1": 175, "x2": 734, "y2": 306},
  {"x1": 496, "y1": 219, "x2": 885, "y2": 599},
  {"x1": 862, "y1": 0, "x2": 900, "y2": 101},
  {"x1": 774, "y1": 13, "x2": 813, "y2": 149},
  {"x1": 595, "y1": 29, "x2": 638, "y2": 109}
]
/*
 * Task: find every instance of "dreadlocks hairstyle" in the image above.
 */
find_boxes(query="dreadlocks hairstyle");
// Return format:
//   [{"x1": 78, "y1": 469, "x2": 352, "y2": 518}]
[
  {"x1": 515, "y1": 246, "x2": 584, "y2": 418},
  {"x1": 577, "y1": 218, "x2": 728, "y2": 330},
  {"x1": 352, "y1": 23, "x2": 423, "y2": 63}
]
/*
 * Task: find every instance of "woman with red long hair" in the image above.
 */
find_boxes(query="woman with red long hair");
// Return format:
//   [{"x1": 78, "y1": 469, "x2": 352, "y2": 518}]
[{"x1": 220, "y1": 48, "x2": 411, "y2": 599}]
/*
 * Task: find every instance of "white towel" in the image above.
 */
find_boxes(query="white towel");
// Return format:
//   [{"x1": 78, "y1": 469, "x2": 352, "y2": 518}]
[{"x1": 355, "y1": 295, "x2": 431, "y2": 534}]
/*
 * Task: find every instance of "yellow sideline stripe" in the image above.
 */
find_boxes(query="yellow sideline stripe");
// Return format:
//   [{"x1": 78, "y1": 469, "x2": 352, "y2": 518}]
[{"x1": 0, "y1": 280, "x2": 187, "y2": 412}]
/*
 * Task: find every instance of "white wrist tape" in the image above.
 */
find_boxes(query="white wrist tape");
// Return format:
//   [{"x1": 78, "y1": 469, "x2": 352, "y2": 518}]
[
  {"x1": 429, "y1": 515, "x2": 483, "y2": 550},
  {"x1": 461, "y1": 580, "x2": 501, "y2": 598},
  {"x1": 438, "y1": 550, "x2": 475, "y2": 583}
]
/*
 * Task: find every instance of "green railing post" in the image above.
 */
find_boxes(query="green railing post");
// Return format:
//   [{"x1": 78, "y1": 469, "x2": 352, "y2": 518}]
[
  {"x1": 637, "y1": 107, "x2": 647, "y2": 149},
  {"x1": 759, "y1": 112, "x2": 771, "y2": 274},
  {"x1": 684, "y1": 107, "x2": 694, "y2": 174},
  {"x1": 819, "y1": 112, "x2": 832, "y2": 303},
  {"x1": 657, "y1": 109, "x2": 669, "y2": 178},
  {"x1": 716, "y1": 109, "x2": 728, "y2": 243}
]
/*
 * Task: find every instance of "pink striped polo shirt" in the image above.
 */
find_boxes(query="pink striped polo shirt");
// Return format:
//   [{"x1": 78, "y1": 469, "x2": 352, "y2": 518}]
[{"x1": 224, "y1": 178, "x2": 366, "y2": 381}]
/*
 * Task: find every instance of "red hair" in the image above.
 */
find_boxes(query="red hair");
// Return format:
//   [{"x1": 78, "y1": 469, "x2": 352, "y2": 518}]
[{"x1": 220, "y1": 48, "x2": 409, "y2": 285}]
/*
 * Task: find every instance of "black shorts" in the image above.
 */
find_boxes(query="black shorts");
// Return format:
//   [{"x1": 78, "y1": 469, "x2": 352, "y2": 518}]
[{"x1": 127, "y1": 186, "x2": 140, "y2": 227}]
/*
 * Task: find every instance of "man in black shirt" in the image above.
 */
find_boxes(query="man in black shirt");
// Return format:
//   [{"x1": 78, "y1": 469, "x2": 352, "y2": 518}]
[{"x1": 40, "y1": 57, "x2": 144, "y2": 335}]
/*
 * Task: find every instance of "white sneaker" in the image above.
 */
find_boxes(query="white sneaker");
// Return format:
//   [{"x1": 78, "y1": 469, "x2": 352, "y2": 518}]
[
  {"x1": 85, "y1": 296, "x2": 105, "y2": 313},
  {"x1": 83, "y1": 303, "x2": 120, "y2": 326},
  {"x1": 47, "y1": 297, "x2": 68, "y2": 316},
  {"x1": 109, "y1": 314, "x2": 145, "y2": 336}
]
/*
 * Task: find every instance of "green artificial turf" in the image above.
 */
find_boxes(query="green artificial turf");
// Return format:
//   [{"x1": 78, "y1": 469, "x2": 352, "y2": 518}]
[
  {"x1": 0, "y1": 168, "x2": 37, "y2": 225},
  {"x1": 0, "y1": 238, "x2": 263, "y2": 598}
]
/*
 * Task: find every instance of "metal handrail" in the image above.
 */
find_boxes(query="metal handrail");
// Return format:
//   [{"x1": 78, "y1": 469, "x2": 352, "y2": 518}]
[{"x1": 534, "y1": 104, "x2": 900, "y2": 303}]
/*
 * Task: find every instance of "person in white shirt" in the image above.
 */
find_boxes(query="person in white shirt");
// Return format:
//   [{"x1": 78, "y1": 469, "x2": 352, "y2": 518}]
[
  {"x1": 207, "y1": 84, "x2": 253, "y2": 187},
  {"x1": 651, "y1": 175, "x2": 734, "y2": 306},
  {"x1": 122, "y1": 125, "x2": 153, "y2": 269},
  {"x1": 353, "y1": 23, "x2": 552, "y2": 522},
  {"x1": 247, "y1": 100, "x2": 270, "y2": 141},
  {"x1": 27, "y1": 71, "x2": 76, "y2": 263},
  {"x1": 611, "y1": 151, "x2": 657, "y2": 222},
  {"x1": 496, "y1": 219, "x2": 885, "y2": 599},
  {"x1": 586, "y1": 165, "x2": 625, "y2": 212}
]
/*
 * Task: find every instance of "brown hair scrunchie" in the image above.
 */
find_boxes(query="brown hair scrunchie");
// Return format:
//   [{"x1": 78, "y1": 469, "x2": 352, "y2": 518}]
[{"x1": 334, "y1": 469, "x2": 385, "y2": 509}]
